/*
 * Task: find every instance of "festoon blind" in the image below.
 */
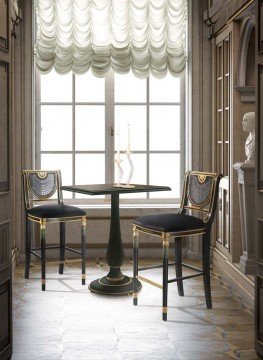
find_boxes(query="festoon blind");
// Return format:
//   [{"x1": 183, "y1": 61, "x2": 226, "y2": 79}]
[{"x1": 35, "y1": 0, "x2": 187, "y2": 78}]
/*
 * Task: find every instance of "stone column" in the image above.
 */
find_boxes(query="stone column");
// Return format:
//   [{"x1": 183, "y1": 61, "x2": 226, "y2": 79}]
[{"x1": 233, "y1": 162, "x2": 256, "y2": 274}]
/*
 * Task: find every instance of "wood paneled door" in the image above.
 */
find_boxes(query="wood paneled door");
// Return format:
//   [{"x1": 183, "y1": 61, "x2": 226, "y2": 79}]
[
  {"x1": 0, "y1": 0, "x2": 12, "y2": 359},
  {"x1": 255, "y1": 0, "x2": 263, "y2": 357}
]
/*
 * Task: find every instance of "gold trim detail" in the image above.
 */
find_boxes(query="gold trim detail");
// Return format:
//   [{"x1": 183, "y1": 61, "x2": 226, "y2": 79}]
[
  {"x1": 81, "y1": 274, "x2": 86, "y2": 280},
  {"x1": 198, "y1": 174, "x2": 207, "y2": 183},
  {"x1": 88, "y1": 286, "x2": 135, "y2": 296},
  {"x1": 133, "y1": 226, "x2": 139, "y2": 238},
  {"x1": 134, "y1": 225, "x2": 206, "y2": 239},
  {"x1": 38, "y1": 171, "x2": 48, "y2": 179},
  {"x1": 40, "y1": 220, "x2": 46, "y2": 229},
  {"x1": 41, "y1": 279, "x2": 46, "y2": 285},
  {"x1": 133, "y1": 293, "x2": 138, "y2": 298},
  {"x1": 136, "y1": 275, "x2": 163, "y2": 289},
  {"x1": 162, "y1": 307, "x2": 168, "y2": 314},
  {"x1": 28, "y1": 215, "x2": 84, "y2": 224},
  {"x1": 162, "y1": 233, "x2": 170, "y2": 248},
  {"x1": 98, "y1": 278, "x2": 132, "y2": 287},
  {"x1": 106, "y1": 276, "x2": 124, "y2": 281}
]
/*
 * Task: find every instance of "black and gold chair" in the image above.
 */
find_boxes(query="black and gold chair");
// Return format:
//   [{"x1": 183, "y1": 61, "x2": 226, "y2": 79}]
[
  {"x1": 132, "y1": 171, "x2": 222, "y2": 320},
  {"x1": 22, "y1": 170, "x2": 87, "y2": 291}
]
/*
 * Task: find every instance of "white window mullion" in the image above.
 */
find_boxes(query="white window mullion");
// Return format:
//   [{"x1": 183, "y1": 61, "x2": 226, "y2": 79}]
[
  {"x1": 105, "y1": 70, "x2": 115, "y2": 184},
  {"x1": 35, "y1": 70, "x2": 41, "y2": 169},
  {"x1": 72, "y1": 73, "x2": 76, "y2": 194},
  {"x1": 146, "y1": 77, "x2": 150, "y2": 199}
]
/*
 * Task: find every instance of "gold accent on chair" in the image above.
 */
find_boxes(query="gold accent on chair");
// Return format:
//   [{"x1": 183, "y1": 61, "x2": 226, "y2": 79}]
[
  {"x1": 132, "y1": 170, "x2": 222, "y2": 321},
  {"x1": 38, "y1": 171, "x2": 48, "y2": 179},
  {"x1": 198, "y1": 174, "x2": 207, "y2": 183},
  {"x1": 136, "y1": 275, "x2": 163, "y2": 289},
  {"x1": 22, "y1": 170, "x2": 87, "y2": 291}
]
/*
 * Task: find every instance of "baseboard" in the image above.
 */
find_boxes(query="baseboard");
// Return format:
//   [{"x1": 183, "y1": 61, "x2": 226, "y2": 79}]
[{"x1": 212, "y1": 247, "x2": 255, "y2": 309}]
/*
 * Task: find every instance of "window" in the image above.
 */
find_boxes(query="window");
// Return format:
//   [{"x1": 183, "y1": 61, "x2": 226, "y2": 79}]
[{"x1": 35, "y1": 70, "x2": 185, "y2": 204}]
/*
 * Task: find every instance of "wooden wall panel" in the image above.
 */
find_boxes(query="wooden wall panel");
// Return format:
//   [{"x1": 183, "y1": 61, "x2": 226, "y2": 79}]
[
  {"x1": 0, "y1": 221, "x2": 9, "y2": 270},
  {"x1": 257, "y1": 65, "x2": 263, "y2": 189},
  {"x1": 256, "y1": 274, "x2": 263, "y2": 351},
  {"x1": 0, "y1": 1, "x2": 12, "y2": 359},
  {"x1": 255, "y1": 1, "x2": 263, "y2": 356},
  {"x1": 0, "y1": 282, "x2": 10, "y2": 351},
  {"x1": 258, "y1": 0, "x2": 263, "y2": 52},
  {"x1": 0, "y1": 0, "x2": 9, "y2": 50},
  {"x1": 0, "y1": 61, "x2": 9, "y2": 192}
]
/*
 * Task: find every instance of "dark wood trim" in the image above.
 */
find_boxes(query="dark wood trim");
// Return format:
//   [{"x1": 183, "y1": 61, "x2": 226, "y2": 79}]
[
  {"x1": 0, "y1": 221, "x2": 10, "y2": 272},
  {"x1": 258, "y1": 0, "x2": 263, "y2": 53},
  {"x1": 257, "y1": 65, "x2": 263, "y2": 190},
  {"x1": 255, "y1": 1, "x2": 263, "y2": 356},
  {"x1": 255, "y1": 275, "x2": 263, "y2": 353},
  {"x1": 0, "y1": 60, "x2": 10, "y2": 193},
  {"x1": 0, "y1": 278, "x2": 12, "y2": 360}
]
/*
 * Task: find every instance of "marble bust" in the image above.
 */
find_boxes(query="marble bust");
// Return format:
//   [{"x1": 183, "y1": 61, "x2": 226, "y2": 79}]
[{"x1": 242, "y1": 112, "x2": 255, "y2": 163}]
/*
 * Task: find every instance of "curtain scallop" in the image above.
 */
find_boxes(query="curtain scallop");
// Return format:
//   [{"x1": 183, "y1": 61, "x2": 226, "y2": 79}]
[{"x1": 35, "y1": 0, "x2": 187, "y2": 78}]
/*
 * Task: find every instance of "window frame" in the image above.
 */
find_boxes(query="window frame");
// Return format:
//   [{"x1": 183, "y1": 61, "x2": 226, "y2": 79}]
[{"x1": 34, "y1": 70, "x2": 186, "y2": 206}]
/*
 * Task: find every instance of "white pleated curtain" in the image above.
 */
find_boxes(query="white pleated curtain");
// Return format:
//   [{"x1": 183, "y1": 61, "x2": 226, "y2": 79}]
[{"x1": 35, "y1": 0, "x2": 187, "y2": 78}]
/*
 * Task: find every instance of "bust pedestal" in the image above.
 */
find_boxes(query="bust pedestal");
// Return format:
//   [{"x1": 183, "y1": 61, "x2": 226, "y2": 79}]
[{"x1": 233, "y1": 162, "x2": 255, "y2": 274}]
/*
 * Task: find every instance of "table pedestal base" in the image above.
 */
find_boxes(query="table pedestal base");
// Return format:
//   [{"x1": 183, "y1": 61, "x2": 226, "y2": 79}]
[{"x1": 89, "y1": 275, "x2": 141, "y2": 295}]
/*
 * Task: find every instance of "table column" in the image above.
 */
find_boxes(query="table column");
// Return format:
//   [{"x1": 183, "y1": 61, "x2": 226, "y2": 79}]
[{"x1": 89, "y1": 193, "x2": 141, "y2": 295}]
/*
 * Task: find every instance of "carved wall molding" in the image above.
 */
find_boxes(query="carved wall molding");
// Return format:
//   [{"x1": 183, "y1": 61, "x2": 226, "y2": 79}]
[
  {"x1": 238, "y1": 16, "x2": 255, "y2": 87},
  {"x1": 236, "y1": 16, "x2": 256, "y2": 102},
  {"x1": 204, "y1": 0, "x2": 255, "y2": 37}
]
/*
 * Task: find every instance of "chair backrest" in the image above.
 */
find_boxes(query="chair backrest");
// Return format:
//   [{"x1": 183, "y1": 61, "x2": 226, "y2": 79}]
[
  {"x1": 22, "y1": 170, "x2": 63, "y2": 210},
  {"x1": 179, "y1": 171, "x2": 222, "y2": 226}
]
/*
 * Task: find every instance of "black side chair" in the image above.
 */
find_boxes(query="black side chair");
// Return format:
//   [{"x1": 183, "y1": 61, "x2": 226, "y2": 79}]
[
  {"x1": 22, "y1": 170, "x2": 87, "y2": 291},
  {"x1": 132, "y1": 170, "x2": 222, "y2": 320}
]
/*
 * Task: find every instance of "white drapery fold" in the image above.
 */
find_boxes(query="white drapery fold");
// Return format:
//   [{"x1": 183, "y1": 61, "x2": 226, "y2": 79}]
[{"x1": 35, "y1": 0, "x2": 187, "y2": 78}]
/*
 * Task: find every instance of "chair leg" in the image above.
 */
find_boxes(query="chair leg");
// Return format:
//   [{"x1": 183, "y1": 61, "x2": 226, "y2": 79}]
[
  {"x1": 25, "y1": 218, "x2": 31, "y2": 279},
  {"x1": 59, "y1": 222, "x2": 65, "y2": 274},
  {"x1": 40, "y1": 221, "x2": 46, "y2": 291},
  {"x1": 174, "y1": 237, "x2": 184, "y2": 296},
  {"x1": 81, "y1": 217, "x2": 86, "y2": 285},
  {"x1": 133, "y1": 227, "x2": 139, "y2": 306},
  {"x1": 162, "y1": 234, "x2": 169, "y2": 321},
  {"x1": 202, "y1": 232, "x2": 212, "y2": 309}
]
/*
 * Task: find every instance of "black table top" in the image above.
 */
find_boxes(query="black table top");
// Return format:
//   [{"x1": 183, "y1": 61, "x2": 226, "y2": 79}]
[{"x1": 61, "y1": 183, "x2": 171, "y2": 196}]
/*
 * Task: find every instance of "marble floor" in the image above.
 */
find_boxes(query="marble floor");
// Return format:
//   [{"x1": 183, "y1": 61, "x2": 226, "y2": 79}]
[{"x1": 12, "y1": 259, "x2": 260, "y2": 360}]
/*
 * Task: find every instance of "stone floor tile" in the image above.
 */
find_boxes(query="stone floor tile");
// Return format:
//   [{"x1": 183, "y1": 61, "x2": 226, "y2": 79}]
[
  {"x1": 63, "y1": 340, "x2": 118, "y2": 355},
  {"x1": 177, "y1": 351, "x2": 235, "y2": 360},
  {"x1": 117, "y1": 338, "x2": 175, "y2": 353},
  {"x1": 122, "y1": 350, "x2": 180, "y2": 360},
  {"x1": 12, "y1": 261, "x2": 260, "y2": 360}
]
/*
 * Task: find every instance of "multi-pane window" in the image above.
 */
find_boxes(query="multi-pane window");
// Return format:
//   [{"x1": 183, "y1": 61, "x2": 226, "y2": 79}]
[
  {"x1": 35, "y1": 70, "x2": 184, "y2": 203},
  {"x1": 214, "y1": 29, "x2": 231, "y2": 253}
]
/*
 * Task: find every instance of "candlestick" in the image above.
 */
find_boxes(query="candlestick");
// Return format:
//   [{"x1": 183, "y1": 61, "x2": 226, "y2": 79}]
[{"x1": 127, "y1": 122, "x2": 131, "y2": 155}]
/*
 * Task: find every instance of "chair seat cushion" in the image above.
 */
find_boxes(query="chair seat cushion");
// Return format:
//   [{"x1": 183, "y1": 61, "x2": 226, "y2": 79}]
[
  {"x1": 28, "y1": 204, "x2": 86, "y2": 219},
  {"x1": 133, "y1": 213, "x2": 205, "y2": 233}
]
